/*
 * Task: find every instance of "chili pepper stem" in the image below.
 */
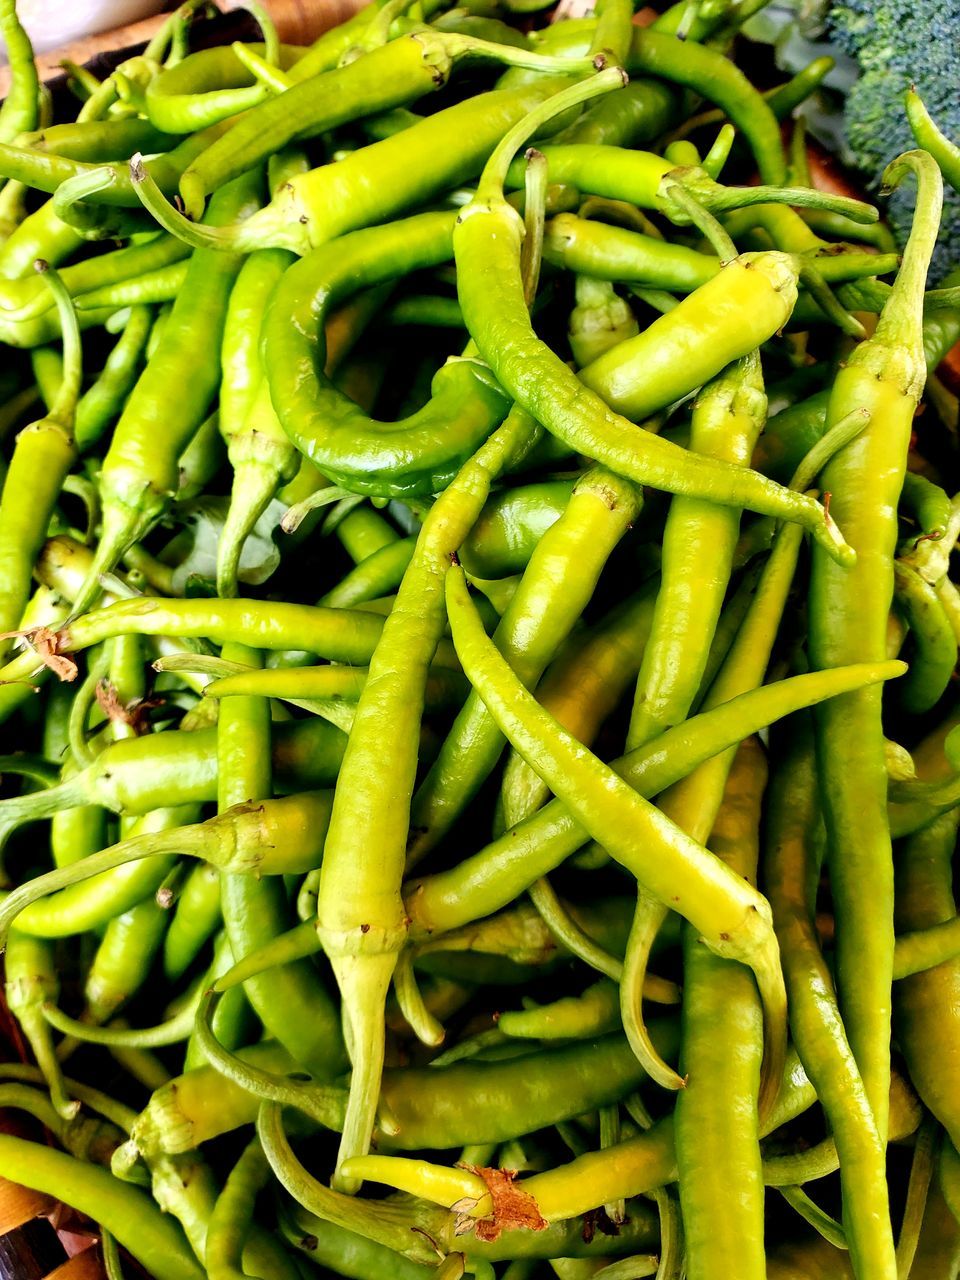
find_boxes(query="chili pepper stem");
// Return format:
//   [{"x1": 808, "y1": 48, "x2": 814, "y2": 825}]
[
  {"x1": 330, "y1": 950, "x2": 399, "y2": 1192},
  {"x1": 216, "y1": 461, "x2": 283, "y2": 599}
]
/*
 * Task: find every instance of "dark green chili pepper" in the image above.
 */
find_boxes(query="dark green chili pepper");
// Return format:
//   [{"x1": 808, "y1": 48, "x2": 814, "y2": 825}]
[
  {"x1": 219, "y1": 640, "x2": 346, "y2": 1078},
  {"x1": 162, "y1": 862, "x2": 222, "y2": 982},
  {"x1": 893, "y1": 559, "x2": 957, "y2": 713},
  {"x1": 901, "y1": 472, "x2": 952, "y2": 547},
  {"x1": 75, "y1": 306, "x2": 153, "y2": 453},
  {"x1": 459, "y1": 478, "x2": 575, "y2": 578},
  {"x1": 260, "y1": 210, "x2": 513, "y2": 498}
]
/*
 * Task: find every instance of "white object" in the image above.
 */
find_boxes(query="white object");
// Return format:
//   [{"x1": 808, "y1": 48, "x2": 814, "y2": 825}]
[{"x1": 0, "y1": 0, "x2": 166, "y2": 62}]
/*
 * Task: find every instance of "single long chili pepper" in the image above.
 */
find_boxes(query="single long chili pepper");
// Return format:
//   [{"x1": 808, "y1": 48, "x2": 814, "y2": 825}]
[
  {"x1": 173, "y1": 38, "x2": 596, "y2": 220},
  {"x1": 674, "y1": 737, "x2": 767, "y2": 1280},
  {"x1": 554, "y1": 78, "x2": 677, "y2": 148},
  {"x1": 452, "y1": 85, "x2": 855, "y2": 563},
  {"x1": 0, "y1": 200, "x2": 87, "y2": 284},
  {"x1": 316, "y1": 404, "x2": 542, "y2": 1190},
  {"x1": 0, "y1": 595, "x2": 460, "y2": 694},
  {"x1": 543, "y1": 213, "x2": 898, "y2": 291},
  {"x1": 0, "y1": 791, "x2": 337, "y2": 947},
  {"x1": 0, "y1": 1136, "x2": 205, "y2": 1280},
  {"x1": 625, "y1": 351, "x2": 766, "y2": 751},
  {"x1": 0, "y1": 0, "x2": 38, "y2": 144},
  {"x1": 206, "y1": 663, "x2": 469, "y2": 714},
  {"x1": 320, "y1": 535, "x2": 417, "y2": 609},
  {"x1": 893, "y1": 807, "x2": 960, "y2": 1150},
  {"x1": 893, "y1": 559, "x2": 957, "y2": 713},
  {"x1": 808, "y1": 150, "x2": 943, "y2": 1145},
  {"x1": 218, "y1": 640, "x2": 346, "y2": 1078},
  {"x1": 764, "y1": 721, "x2": 895, "y2": 1280},
  {"x1": 626, "y1": 28, "x2": 784, "y2": 182},
  {"x1": 0, "y1": 116, "x2": 237, "y2": 215},
  {"x1": 278, "y1": 1205, "x2": 435, "y2": 1280},
  {"x1": 405, "y1": 657, "x2": 904, "y2": 939},
  {"x1": 444, "y1": 562, "x2": 787, "y2": 1118},
  {"x1": 19, "y1": 115, "x2": 181, "y2": 163},
  {"x1": 0, "y1": 262, "x2": 80, "y2": 655},
  {"x1": 498, "y1": 584, "x2": 657, "y2": 831},
  {"x1": 409, "y1": 463, "x2": 641, "y2": 865},
  {"x1": 68, "y1": 172, "x2": 260, "y2": 617},
  {"x1": 205, "y1": 1137, "x2": 277, "y2": 1280}
]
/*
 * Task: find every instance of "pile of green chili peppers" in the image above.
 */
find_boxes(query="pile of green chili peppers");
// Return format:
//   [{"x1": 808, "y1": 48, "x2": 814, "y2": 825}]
[{"x1": 0, "y1": 0, "x2": 959, "y2": 1275}]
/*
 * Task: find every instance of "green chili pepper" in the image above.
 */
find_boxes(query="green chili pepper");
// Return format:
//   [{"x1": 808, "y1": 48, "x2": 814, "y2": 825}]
[
  {"x1": 409, "y1": 463, "x2": 641, "y2": 864},
  {"x1": 0, "y1": 262, "x2": 81, "y2": 652},
  {"x1": 0, "y1": 791, "x2": 338, "y2": 945},
  {"x1": 68, "y1": 171, "x2": 261, "y2": 616},
  {"x1": 674, "y1": 739, "x2": 767, "y2": 1280},
  {"x1": 0, "y1": 1135, "x2": 205, "y2": 1280},
  {"x1": 807, "y1": 151, "x2": 943, "y2": 1145},
  {"x1": 452, "y1": 81, "x2": 856, "y2": 564},
  {"x1": 444, "y1": 560, "x2": 787, "y2": 1117},
  {"x1": 893, "y1": 559, "x2": 958, "y2": 713},
  {"x1": 764, "y1": 721, "x2": 896, "y2": 1279},
  {"x1": 0, "y1": 0, "x2": 39, "y2": 144}
]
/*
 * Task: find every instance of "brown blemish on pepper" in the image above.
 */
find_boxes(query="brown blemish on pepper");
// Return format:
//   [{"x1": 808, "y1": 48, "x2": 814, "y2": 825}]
[{"x1": 456, "y1": 1164, "x2": 548, "y2": 1242}]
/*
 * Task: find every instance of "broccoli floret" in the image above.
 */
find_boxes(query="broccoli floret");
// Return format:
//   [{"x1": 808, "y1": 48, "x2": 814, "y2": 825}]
[{"x1": 827, "y1": 0, "x2": 960, "y2": 282}]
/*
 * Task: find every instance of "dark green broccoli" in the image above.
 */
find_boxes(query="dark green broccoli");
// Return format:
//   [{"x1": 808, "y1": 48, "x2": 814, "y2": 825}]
[{"x1": 827, "y1": 0, "x2": 960, "y2": 282}]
